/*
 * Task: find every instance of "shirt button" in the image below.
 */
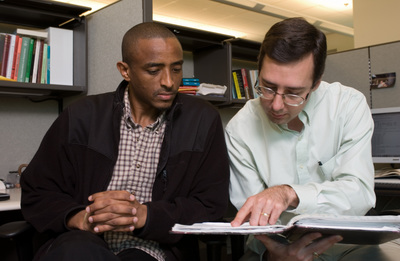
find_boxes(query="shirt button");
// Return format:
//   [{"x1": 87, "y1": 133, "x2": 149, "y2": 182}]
[{"x1": 136, "y1": 163, "x2": 141, "y2": 169}]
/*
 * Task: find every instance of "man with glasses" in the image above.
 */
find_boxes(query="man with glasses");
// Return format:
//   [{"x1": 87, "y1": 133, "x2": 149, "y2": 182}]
[{"x1": 225, "y1": 17, "x2": 399, "y2": 260}]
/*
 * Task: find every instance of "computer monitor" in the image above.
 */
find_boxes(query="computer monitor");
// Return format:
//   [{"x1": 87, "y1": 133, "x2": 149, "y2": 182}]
[{"x1": 371, "y1": 107, "x2": 400, "y2": 164}]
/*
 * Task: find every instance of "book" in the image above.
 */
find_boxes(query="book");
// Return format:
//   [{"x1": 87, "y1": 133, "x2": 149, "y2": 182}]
[
  {"x1": 179, "y1": 86, "x2": 198, "y2": 95},
  {"x1": 182, "y1": 81, "x2": 200, "y2": 86},
  {"x1": 182, "y1": 78, "x2": 200, "y2": 86},
  {"x1": 171, "y1": 214, "x2": 400, "y2": 245},
  {"x1": 11, "y1": 35, "x2": 20, "y2": 80},
  {"x1": 46, "y1": 44, "x2": 50, "y2": 84},
  {"x1": 241, "y1": 68, "x2": 253, "y2": 99},
  {"x1": 0, "y1": 34, "x2": 6, "y2": 70},
  {"x1": 13, "y1": 36, "x2": 22, "y2": 81},
  {"x1": 1, "y1": 34, "x2": 11, "y2": 77},
  {"x1": 40, "y1": 43, "x2": 48, "y2": 84},
  {"x1": 178, "y1": 90, "x2": 197, "y2": 95},
  {"x1": 179, "y1": 86, "x2": 199, "y2": 91},
  {"x1": 17, "y1": 37, "x2": 31, "y2": 82},
  {"x1": 249, "y1": 69, "x2": 259, "y2": 98},
  {"x1": 36, "y1": 40, "x2": 44, "y2": 83},
  {"x1": 31, "y1": 39, "x2": 42, "y2": 83},
  {"x1": 47, "y1": 27, "x2": 73, "y2": 85},
  {"x1": 231, "y1": 81, "x2": 237, "y2": 99},
  {"x1": 232, "y1": 69, "x2": 245, "y2": 99},
  {"x1": 24, "y1": 38, "x2": 35, "y2": 82},
  {"x1": 5, "y1": 34, "x2": 16, "y2": 79},
  {"x1": 15, "y1": 28, "x2": 48, "y2": 39}
]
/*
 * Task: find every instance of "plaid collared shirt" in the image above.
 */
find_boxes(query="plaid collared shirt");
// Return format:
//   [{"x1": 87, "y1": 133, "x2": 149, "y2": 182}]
[{"x1": 104, "y1": 87, "x2": 167, "y2": 260}]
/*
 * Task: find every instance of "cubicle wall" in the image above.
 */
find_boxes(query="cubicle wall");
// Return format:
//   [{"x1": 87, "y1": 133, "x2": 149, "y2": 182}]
[
  {"x1": 369, "y1": 42, "x2": 400, "y2": 109},
  {"x1": 323, "y1": 41, "x2": 400, "y2": 109}
]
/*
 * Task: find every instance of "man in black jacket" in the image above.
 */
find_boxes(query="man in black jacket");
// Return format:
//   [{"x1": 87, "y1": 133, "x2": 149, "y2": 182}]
[{"x1": 21, "y1": 22, "x2": 229, "y2": 261}]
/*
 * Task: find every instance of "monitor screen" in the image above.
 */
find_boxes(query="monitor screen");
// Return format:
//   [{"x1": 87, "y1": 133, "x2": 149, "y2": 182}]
[{"x1": 371, "y1": 107, "x2": 400, "y2": 163}]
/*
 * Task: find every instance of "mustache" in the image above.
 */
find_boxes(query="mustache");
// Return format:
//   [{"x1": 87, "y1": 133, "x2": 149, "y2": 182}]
[{"x1": 154, "y1": 89, "x2": 178, "y2": 96}]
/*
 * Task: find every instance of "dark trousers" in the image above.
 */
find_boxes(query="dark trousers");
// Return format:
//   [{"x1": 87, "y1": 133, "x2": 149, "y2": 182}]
[{"x1": 39, "y1": 230, "x2": 157, "y2": 261}]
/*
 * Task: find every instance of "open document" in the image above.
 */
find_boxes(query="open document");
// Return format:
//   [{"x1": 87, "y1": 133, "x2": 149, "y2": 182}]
[{"x1": 171, "y1": 214, "x2": 400, "y2": 245}]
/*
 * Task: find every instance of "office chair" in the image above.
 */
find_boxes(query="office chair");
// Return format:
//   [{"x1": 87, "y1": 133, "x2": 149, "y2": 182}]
[{"x1": 0, "y1": 220, "x2": 35, "y2": 261}]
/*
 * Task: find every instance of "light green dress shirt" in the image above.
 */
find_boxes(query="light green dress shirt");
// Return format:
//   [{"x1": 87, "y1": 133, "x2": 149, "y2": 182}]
[{"x1": 225, "y1": 81, "x2": 376, "y2": 256}]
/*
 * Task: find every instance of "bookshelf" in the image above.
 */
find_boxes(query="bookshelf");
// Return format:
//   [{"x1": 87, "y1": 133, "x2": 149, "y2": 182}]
[
  {"x1": 0, "y1": 0, "x2": 90, "y2": 103},
  {"x1": 159, "y1": 22, "x2": 261, "y2": 107}
]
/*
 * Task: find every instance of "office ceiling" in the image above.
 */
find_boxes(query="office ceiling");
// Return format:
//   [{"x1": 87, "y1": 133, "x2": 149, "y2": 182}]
[
  {"x1": 153, "y1": 0, "x2": 354, "y2": 43},
  {"x1": 54, "y1": 0, "x2": 354, "y2": 43}
]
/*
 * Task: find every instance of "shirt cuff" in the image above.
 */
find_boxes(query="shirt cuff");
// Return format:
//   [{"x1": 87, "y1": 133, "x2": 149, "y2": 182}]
[{"x1": 288, "y1": 183, "x2": 318, "y2": 213}]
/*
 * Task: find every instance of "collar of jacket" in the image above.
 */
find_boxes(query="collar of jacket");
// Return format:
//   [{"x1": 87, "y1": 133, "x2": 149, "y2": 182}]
[{"x1": 114, "y1": 80, "x2": 183, "y2": 122}]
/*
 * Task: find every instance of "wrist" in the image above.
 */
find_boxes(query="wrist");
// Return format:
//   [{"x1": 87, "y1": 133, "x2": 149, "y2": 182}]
[
  {"x1": 136, "y1": 204, "x2": 148, "y2": 229},
  {"x1": 284, "y1": 185, "x2": 299, "y2": 207},
  {"x1": 67, "y1": 209, "x2": 88, "y2": 230}
]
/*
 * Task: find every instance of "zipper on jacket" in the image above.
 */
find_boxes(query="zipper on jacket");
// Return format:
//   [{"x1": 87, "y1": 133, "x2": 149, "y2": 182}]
[{"x1": 162, "y1": 169, "x2": 167, "y2": 192}]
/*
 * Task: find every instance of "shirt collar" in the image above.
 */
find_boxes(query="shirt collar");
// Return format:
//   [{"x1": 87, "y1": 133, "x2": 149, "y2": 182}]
[
  {"x1": 122, "y1": 87, "x2": 165, "y2": 131},
  {"x1": 302, "y1": 84, "x2": 325, "y2": 126}
]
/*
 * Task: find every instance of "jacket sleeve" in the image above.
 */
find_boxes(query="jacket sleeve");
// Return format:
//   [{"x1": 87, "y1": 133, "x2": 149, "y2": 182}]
[
  {"x1": 20, "y1": 110, "x2": 84, "y2": 233},
  {"x1": 20, "y1": 106, "x2": 114, "y2": 234},
  {"x1": 134, "y1": 101, "x2": 230, "y2": 244}
]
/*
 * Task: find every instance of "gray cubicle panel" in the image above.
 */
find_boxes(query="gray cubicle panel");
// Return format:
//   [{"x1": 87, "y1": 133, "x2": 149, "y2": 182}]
[
  {"x1": 369, "y1": 41, "x2": 400, "y2": 109},
  {"x1": 322, "y1": 47, "x2": 371, "y2": 107}
]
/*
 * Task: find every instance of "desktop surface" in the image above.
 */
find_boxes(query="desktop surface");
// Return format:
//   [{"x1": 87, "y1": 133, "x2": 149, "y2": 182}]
[{"x1": 0, "y1": 188, "x2": 21, "y2": 211}]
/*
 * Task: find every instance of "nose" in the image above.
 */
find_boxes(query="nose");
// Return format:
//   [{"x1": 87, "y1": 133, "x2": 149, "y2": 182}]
[
  {"x1": 161, "y1": 70, "x2": 174, "y2": 89},
  {"x1": 271, "y1": 93, "x2": 285, "y2": 111}
]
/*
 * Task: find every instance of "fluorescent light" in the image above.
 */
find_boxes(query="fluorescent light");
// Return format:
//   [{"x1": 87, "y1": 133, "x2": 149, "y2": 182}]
[
  {"x1": 153, "y1": 14, "x2": 247, "y2": 38},
  {"x1": 50, "y1": 0, "x2": 118, "y2": 15}
]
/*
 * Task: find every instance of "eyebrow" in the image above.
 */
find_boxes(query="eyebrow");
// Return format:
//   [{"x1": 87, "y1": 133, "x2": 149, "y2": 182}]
[
  {"x1": 260, "y1": 78, "x2": 308, "y2": 92},
  {"x1": 145, "y1": 60, "x2": 184, "y2": 68}
]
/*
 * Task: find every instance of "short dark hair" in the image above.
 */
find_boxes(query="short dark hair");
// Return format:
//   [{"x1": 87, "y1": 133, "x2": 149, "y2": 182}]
[
  {"x1": 258, "y1": 17, "x2": 327, "y2": 87},
  {"x1": 121, "y1": 22, "x2": 180, "y2": 64}
]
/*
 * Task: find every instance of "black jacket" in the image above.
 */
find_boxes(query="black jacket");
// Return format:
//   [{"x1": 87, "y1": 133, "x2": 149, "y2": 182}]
[{"x1": 21, "y1": 80, "x2": 230, "y2": 260}]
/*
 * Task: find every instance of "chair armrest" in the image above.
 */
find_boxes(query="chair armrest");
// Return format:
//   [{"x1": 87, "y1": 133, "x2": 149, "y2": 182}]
[{"x1": 0, "y1": 221, "x2": 33, "y2": 239}]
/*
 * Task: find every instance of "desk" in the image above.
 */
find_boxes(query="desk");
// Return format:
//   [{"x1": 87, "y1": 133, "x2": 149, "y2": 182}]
[
  {"x1": 0, "y1": 188, "x2": 21, "y2": 211},
  {"x1": 375, "y1": 178, "x2": 400, "y2": 196}
]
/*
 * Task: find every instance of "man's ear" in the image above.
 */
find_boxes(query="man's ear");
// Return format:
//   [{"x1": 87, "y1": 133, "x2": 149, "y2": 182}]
[
  {"x1": 312, "y1": 79, "x2": 322, "y2": 91},
  {"x1": 117, "y1": 61, "x2": 130, "y2": 81}
]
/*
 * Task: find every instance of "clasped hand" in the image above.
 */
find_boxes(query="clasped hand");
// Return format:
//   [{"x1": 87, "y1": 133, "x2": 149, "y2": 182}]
[{"x1": 71, "y1": 190, "x2": 147, "y2": 233}]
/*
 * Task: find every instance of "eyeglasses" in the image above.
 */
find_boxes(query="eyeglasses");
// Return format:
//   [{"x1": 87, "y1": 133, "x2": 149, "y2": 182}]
[{"x1": 255, "y1": 84, "x2": 309, "y2": 106}]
